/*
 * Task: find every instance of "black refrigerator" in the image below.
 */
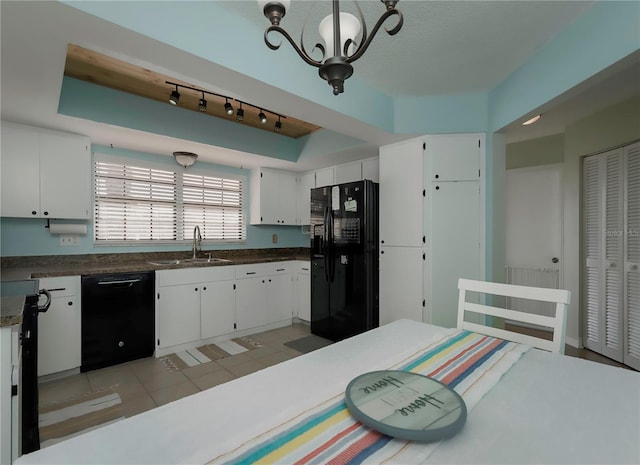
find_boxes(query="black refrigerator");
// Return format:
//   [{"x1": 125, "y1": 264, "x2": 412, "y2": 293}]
[{"x1": 310, "y1": 180, "x2": 379, "y2": 341}]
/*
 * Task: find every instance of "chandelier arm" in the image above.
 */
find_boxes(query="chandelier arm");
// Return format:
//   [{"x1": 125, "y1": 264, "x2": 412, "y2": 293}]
[
  {"x1": 348, "y1": 0, "x2": 368, "y2": 58},
  {"x1": 265, "y1": 26, "x2": 323, "y2": 67},
  {"x1": 346, "y1": 9, "x2": 403, "y2": 63}
]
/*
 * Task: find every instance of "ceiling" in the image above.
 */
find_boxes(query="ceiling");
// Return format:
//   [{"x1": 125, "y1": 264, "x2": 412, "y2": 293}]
[{"x1": 1, "y1": 1, "x2": 638, "y2": 171}]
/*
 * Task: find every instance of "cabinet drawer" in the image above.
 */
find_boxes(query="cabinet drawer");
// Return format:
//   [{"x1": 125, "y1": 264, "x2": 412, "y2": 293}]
[
  {"x1": 234, "y1": 263, "x2": 267, "y2": 279},
  {"x1": 266, "y1": 261, "x2": 293, "y2": 275},
  {"x1": 38, "y1": 276, "x2": 80, "y2": 297}
]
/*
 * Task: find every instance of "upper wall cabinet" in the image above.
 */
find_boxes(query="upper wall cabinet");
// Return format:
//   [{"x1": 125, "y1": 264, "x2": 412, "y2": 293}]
[
  {"x1": 250, "y1": 168, "x2": 297, "y2": 225},
  {"x1": 1, "y1": 122, "x2": 91, "y2": 219},
  {"x1": 428, "y1": 133, "x2": 481, "y2": 181},
  {"x1": 335, "y1": 157, "x2": 379, "y2": 184}
]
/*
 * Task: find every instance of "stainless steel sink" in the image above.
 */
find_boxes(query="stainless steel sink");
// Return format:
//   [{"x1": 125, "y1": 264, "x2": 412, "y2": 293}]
[
  {"x1": 147, "y1": 259, "x2": 185, "y2": 266},
  {"x1": 148, "y1": 258, "x2": 231, "y2": 266},
  {"x1": 184, "y1": 258, "x2": 232, "y2": 264}
]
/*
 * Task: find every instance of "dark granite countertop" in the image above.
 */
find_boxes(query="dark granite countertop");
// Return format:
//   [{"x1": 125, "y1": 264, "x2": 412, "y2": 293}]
[{"x1": 0, "y1": 248, "x2": 310, "y2": 327}]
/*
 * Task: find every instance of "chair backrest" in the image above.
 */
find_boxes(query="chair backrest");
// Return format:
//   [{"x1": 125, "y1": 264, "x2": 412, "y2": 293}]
[{"x1": 457, "y1": 278, "x2": 571, "y2": 354}]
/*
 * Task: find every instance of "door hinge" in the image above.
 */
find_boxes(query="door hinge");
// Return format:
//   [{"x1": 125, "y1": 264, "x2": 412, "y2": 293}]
[
  {"x1": 234, "y1": 323, "x2": 237, "y2": 329},
  {"x1": 422, "y1": 236, "x2": 426, "y2": 244},
  {"x1": 422, "y1": 252, "x2": 426, "y2": 260},
  {"x1": 478, "y1": 169, "x2": 481, "y2": 178},
  {"x1": 422, "y1": 189, "x2": 426, "y2": 197},
  {"x1": 423, "y1": 142, "x2": 426, "y2": 150},
  {"x1": 233, "y1": 283, "x2": 236, "y2": 290},
  {"x1": 157, "y1": 338, "x2": 160, "y2": 346},
  {"x1": 157, "y1": 292, "x2": 160, "y2": 300},
  {"x1": 11, "y1": 385, "x2": 18, "y2": 396},
  {"x1": 478, "y1": 139, "x2": 481, "y2": 148},
  {"x1": 422, "y1": 300, "x2": 426, "y2": 307}
]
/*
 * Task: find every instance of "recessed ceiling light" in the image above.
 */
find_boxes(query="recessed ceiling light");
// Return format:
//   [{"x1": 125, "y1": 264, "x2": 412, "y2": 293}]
[{"x1": 523, "y1": 114, "x2": 542, "y2": 126}]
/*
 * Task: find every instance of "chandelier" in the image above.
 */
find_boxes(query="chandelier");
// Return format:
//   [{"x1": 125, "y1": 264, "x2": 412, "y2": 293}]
[{"x1": 259, "y1": 0, "x2": 403, "y2": 95}]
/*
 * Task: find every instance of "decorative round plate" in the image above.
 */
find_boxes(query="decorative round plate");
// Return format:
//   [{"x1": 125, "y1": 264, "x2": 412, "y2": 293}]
[{"x1": 344, "y1": 370, "x2": 467, "y2": 442}]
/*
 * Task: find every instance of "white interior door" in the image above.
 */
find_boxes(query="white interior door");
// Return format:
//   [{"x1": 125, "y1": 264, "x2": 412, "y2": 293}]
[
  {"x1": 505, "y1": 164, "x2": 563, "y2": 321},
  {"x1": 505, "y1": 164, "x2": 563, "y2": 272}
]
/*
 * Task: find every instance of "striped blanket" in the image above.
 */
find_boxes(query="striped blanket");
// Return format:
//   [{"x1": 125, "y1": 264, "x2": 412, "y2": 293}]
[{"x1": 209, "y1": 330, "x2": 529, "y2": 465}]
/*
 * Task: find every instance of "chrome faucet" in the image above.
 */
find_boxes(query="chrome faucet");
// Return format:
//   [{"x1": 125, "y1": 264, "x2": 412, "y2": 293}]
[{"x1": 192, "y1": 226, "x2": 202, "y2": 259}]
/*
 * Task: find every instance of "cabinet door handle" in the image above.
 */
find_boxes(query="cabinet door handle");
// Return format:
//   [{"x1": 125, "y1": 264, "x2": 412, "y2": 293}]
[
  {"x1": 98, "y1": 279, "x2": 141, "y2": 286},
  {"x1": 276, "y1": 268, "x2": 285, "y2": 272},
  {"x1": 245, "y1": 272, "x2": 256, "y2": 275},
  {"x1": 46, "y1": 288, "x2": 66, "y2": 292}
]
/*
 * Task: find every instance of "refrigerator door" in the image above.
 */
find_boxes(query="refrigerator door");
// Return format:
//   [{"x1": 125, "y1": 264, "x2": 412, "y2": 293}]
[
  {"x1": 310, "y1": 186, "x2": 331, "y2": 338},
  {"x1": 311, "y1": 180, "x2": 379, "y2": 342}
]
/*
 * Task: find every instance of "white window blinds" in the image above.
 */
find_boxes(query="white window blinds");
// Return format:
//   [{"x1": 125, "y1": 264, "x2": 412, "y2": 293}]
[{"x1": 94, "y1": 157, "x2": 245, "y2": 243}]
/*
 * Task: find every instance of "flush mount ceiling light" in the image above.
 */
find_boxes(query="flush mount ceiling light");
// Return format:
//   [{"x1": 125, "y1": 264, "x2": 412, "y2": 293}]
[
  {"x1": 259, "y1": 0, "x2": 403, "y2": 95},
  {"x1": 169, "y1": 85, "x2": 180, "y2": 105},
  {"x1": 173, "y1": 151, "x2": 198, "y2": 168},
  {"x1": 523, "y1": 114, "x2": 542, "y2": 125}
]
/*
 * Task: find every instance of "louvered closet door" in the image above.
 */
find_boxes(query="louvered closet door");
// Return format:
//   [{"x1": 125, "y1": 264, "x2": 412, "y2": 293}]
[
  {"x1": 583, "y1": 149, "x2": 624, "y2": 361},
  {"x1": 624, "y1": 142, "x2": 640, "y2": 370}
]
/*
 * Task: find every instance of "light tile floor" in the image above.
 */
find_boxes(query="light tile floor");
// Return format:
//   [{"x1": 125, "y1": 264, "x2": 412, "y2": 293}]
[{"x1": 39, "y1": 323, "x2": 312, "y2": 420}]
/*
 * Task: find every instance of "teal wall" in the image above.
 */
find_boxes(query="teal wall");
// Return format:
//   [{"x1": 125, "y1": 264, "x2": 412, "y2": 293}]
[{"x1": 0, "y1": 145, "x2": 309, "y2": 257}]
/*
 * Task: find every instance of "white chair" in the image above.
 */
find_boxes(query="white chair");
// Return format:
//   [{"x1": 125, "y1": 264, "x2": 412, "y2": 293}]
[{"x1": 457, "y1": 278, "x2": 571, "y2": 354}]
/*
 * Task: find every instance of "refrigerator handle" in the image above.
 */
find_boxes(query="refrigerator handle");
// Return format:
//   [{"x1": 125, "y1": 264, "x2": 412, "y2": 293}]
[
  {"x1": 328, "y1": 208, "x2": 336, "y2": 282},
  {"x1": 323, "y1": 206, "x2": 330, "y2": 283}
]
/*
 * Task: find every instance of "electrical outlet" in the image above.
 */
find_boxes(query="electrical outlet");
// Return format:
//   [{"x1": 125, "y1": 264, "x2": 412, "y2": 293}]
[
  {"x1": 272, "y1": 233, "x2": 278, "y2": 244},
  {"x1": 59, "y1": 235, "x2": 79, "y2": 246}
]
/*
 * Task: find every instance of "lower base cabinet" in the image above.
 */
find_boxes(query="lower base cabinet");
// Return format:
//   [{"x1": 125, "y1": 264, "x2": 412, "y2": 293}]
[
  {"x1": 156, "y1": 261, "x2": 305, "y2": 353},
  {"x1": 296, "y1": 262, "x2": 311, "y2": 321},
  {"x1": 157, "y1": 283, "x2": 201, "y2": 349},
  {"x1": 201, "y1": 280, "x2": 235, "y2": 339},
  {"x1": 38, "y1": 276, "x2": 81, "y2": 376}
]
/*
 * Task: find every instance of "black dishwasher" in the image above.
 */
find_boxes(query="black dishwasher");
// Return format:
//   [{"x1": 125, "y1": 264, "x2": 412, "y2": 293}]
[{"x1": 81, "y1": 272, "x2": 155, "y2": 372}]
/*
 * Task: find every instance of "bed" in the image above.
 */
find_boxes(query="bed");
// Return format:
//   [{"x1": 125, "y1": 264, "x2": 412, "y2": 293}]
[{"x1": 16, "y1": 319, "x2": 640, "y2": 465}]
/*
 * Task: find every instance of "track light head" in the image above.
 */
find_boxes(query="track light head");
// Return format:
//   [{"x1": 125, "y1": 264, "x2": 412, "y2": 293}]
[
  {"x1": 274, "y1": 120, "x2": 282, "y2": 132},
  {"x1": 224, "y1": 101, "x2": 234, "y2": 116},
  {"x1": 198, "y1": 97, "x2": 207, "y2": 112},
  {"x1": 236, "y1": 107, "x2": 244, "y2": 121},
  {"x1": 258, "y1": 111, "x2": 268, "y2": 124},
  {"x1": 169, "y1": 88, "x2": 180, "y2": 105}
]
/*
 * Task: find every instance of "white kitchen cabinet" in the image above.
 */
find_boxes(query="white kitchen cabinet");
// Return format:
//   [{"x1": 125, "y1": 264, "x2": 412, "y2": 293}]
[
  {"x1": 379, "y1": 137, "x2": 425, "y2": 248},
  {"x1": 428, "y1": 133, "x2": 481, "y2": 181},
  {"x1": 0, "y1": 323, "x2": 20, "y2": 465},
  {"x1": 1, "y1": 122, "x2": 91, "y2": 219},
  {"x1": 379, "y1": 247, "x2": 424, "y2": 325},
  {"x1": 157, "y1": 267, "x2": 236, "y2": 350},
  {"x1": 295, "y1": 261, "x2": 311, "y2": 321},
  {"x1": 265, "y1": 263, "x2": 293, "y2": 325},
  {"x1": 334, "y1": 157, "x2": 379, "y2": 184},
  {"x1": 250, "y1": 168, "x2": 297, "y2": 225},
  {"x1": 315, "y1": 166, "x2": 335, "y2": 188},
  {"x1": 297, "y1": 171, "x2": 316, "y2": 226},
  {"x1": 157, "y1": 283, "x2": 201, "y2": 349},
  {"x1": 235, "y1": 265, "x2": 267, "y2": 331},
  {"x1": 37, "y1": 276, "x2": 81, "y2": 376},
  {"x1": 379, "y1": 133, "x2": 484, "y2": 328},
  {"x1": 200, "y1": 280, "x2": 236, "y2": 339}
]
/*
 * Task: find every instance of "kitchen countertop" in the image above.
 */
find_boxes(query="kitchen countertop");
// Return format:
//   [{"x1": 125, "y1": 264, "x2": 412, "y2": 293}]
[
  {"x1": 0, "y1": 248, "x2": 310, "y2": 327},
  {"x1": 0, "y1": 279, "x2": 40, "y2": 327}
]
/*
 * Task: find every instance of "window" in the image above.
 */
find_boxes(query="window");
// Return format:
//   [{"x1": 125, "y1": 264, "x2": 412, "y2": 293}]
[{"x1": 94, "y1": 155, "x2": 245, "y2": 243}]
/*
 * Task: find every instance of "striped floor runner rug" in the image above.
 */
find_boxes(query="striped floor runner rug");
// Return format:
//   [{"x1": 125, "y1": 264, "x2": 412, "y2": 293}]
[
  {"x1": 161, "y1": 337, "x2": 262, "y2": 371},
  {"x1": 39, "y1": 390, "x2": 123, "y2": 448}
]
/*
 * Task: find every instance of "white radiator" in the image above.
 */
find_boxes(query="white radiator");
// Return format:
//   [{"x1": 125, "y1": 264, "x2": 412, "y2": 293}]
[{"x1": 505, "y1": 266, "x2": 560, "y2": 324}]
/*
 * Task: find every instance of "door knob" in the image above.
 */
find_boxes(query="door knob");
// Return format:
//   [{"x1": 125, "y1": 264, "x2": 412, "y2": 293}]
[{"x1": 552, "y1": 257, "x2": 559, "y2": 264}]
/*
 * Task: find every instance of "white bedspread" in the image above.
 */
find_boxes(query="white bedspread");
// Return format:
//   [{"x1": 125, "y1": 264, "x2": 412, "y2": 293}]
[{"x1": 16, "y1": 320, "x2": 640, "y2": 465}]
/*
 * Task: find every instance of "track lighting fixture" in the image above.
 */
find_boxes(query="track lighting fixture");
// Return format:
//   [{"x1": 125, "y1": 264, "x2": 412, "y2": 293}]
[
  {"x1": 260, "y1": 0, "x2": 403, "y2": 95},
  {"x1": 169, "y1": 85, "x2": 180, "y2": 105},
  {"x1": 224, "y1": 98, "x2": 234, "y2": 116},
  {"x1": 165, "y1": 81, "x2": 286, "y2": 133},
  {"x1": 198, "y1": 92, "x2": 207, "y2": 112}
]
